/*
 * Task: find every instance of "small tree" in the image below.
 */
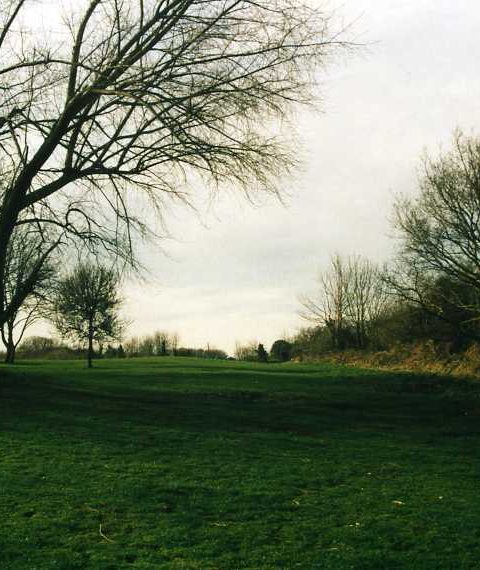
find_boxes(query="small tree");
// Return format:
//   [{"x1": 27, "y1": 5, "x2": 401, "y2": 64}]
[
  {"x1": 54, "y1": 263, "x2": 122, "y2": 368},
  {"x1": 234, "y1": 341, "x2": 258, "y2": 361},
  {"x1": 257, "y1": 344, "x2": 268, "y2": 363},
  {"x1": 1, "y1": 226, "x2": 57, "y2": 363},
  {"x1": 270, "y1": 339, "x2": 292, "y2": 362}
]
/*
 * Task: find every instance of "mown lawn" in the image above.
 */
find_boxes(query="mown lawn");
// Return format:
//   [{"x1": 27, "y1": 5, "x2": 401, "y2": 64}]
[{"x1": 1, "y1": 357, "x2": 480, "y2": 569}]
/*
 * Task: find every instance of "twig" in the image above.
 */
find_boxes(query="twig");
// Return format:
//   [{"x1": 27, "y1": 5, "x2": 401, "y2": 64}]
[{"x1": 99, "y1": 523, "x2": 115, "y2": 543}]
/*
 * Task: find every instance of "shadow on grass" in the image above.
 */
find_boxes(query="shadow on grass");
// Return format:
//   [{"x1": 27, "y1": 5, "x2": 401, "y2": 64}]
[{"x1": 1, "y1": 362, "x2": 478, "y2": 450}]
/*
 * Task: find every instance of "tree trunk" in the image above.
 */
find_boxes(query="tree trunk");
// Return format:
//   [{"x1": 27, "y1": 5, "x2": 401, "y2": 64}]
[
  {"x1": 5, "y1": 341, "x2": 15, "y2": 364},
  {"x1": 356, "y1": 323, "x2": 363, "y2": 350},
  {"x1": 87, "y1": 320, "x2": 94, "y2": 368},
  {"x1": 0, "y1": 205, "x2": 20, "y2": 329},
  {"x1": 3, "y1": 321, "x2": 16, "y2": 364}
]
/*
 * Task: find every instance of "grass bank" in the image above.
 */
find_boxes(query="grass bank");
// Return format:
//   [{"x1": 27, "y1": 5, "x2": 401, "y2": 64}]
[
  {"x1": 1, "y1": 357, "x2": 480, "y2": 568},
  {"x1": 316, "y1": 342, "x2": 480, "y2": 379}
]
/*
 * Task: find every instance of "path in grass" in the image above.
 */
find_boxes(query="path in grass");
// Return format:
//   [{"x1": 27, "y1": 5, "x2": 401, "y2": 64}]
[{"x1": 1, "y1": 358, "x2": 479, "y2": 569}]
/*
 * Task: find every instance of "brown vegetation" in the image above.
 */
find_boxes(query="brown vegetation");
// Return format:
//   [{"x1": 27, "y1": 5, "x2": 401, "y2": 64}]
[{"x1": 311, "y1": 341, "x2": 480, "y2": 380}]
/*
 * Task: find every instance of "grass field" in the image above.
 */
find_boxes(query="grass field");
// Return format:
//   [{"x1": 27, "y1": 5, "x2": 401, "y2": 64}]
[{"x1": 1, "y1": 357, "x2": 480, "y2": 569}]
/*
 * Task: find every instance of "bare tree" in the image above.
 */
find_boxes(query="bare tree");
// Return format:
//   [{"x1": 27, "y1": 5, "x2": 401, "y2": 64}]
[
  {"x1": 234, "y1": 340, "x2": 258, "y2": 361},
  {"x1": 170, "y1": 332, "x2": 179, "y2": 356},
  {"x1": 391, "y1": 132, "x2": 480, "y2": 324},
  {"x1": 152, "y1": 330, "x2": 170, "y2": 355},
  {"x1": 139, "y1": 334, "x2": 156, "y2": 356},
  {"x1": 301, "y1": 254, "x2": 388, "y2": 350},
  {"x1": 19, "y1": 335, "x2": 59, "y2": 355},
  {"x1": 300, "y1": 254, "x2": 348, "y2": 349},
  {"x1": 344, "y1": 256, "x2": 389, "y2": 348},
  {"x1": 0, "y1": 0, "x2": 351, "y2": 329},
  {"x1": 122, "y1": 330, "x2": 179, "y2": 356},
  {"x1": 124, "y1": 335, "x2": 141, "y2": 356},
  {"x1": 1, "y1": 226, "x2": 57, "y2": 363}
]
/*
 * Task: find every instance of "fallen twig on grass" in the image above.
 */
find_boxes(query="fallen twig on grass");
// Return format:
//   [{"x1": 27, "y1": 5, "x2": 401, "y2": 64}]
[{"x1": 99, "y1": 523, "x2": 115, "y2": 543}]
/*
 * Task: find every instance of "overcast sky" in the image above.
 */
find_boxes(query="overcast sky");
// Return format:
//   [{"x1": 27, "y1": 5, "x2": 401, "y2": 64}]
[
  {"x1": 34, "y1": 1, "x2": 480, "y2": 353},
  {"x1": 119, "y1": 0, "x2": 480, "y2": 354}
]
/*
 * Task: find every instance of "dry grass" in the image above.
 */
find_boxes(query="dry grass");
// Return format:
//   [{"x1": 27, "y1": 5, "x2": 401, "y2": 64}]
[{"x1": 312, "y1": 342, "x2": 480, "y2": 379}]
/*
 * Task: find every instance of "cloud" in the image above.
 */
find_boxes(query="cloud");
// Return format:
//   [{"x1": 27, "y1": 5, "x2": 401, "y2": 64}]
[
  {"x1": 33, "y1": 0, "x2": 480, "y2": 353},
  {"x1": 122, "y1": 284, "x2": 302, "y2": 354}
]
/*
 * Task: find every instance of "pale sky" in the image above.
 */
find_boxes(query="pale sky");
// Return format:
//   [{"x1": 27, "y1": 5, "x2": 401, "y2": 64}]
[{"x1": 37, "y1": 1, "x2": 480, "y2": 354}]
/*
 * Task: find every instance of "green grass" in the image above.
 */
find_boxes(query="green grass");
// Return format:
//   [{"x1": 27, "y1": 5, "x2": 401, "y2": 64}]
[{"x1": 1, "y1": 357, "x2": 480, "y2": 569}]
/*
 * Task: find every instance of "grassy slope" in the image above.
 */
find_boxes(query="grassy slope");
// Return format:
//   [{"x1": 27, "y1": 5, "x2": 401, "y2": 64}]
[{"x1": 0, "y1": 358, "x2": 479, "y2": 569}]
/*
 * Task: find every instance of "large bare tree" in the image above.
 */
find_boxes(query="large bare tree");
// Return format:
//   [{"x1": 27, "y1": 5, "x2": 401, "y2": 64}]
[
  {"x1": 0, "y1": 0, "x2": 349, "y2": 328},
  {"x1": 394, "y1": 133, "x2": 480, "y2": 285},
  {"x1": 390, "y1": 132, "x2": 480, "y2": 327}
]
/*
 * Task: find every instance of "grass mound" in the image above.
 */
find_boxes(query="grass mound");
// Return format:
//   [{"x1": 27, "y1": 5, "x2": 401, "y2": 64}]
[{"x1": 1, "y1": 358, "x2": 479, "y2": 568}]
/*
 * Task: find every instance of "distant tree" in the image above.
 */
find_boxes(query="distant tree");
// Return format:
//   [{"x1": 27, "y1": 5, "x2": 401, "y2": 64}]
[
  {"x1": 175, "y1": 346, "x2": 227, "y2": 359},
  {"x1": 16, "y1": 335, "x2": 82, "y2": 360},
  {"x1": 270, "y1": 339, "x2": 292, "y2": 362},
  {"x1": 175, "y1": 347, "x2": 195, "y2": 357},
  {"x1": 344, "y1": 256, "x2": 389, "y2": 349},
  {"x1": 290, "y1": 326, "x2": 333, "y2": 358},
  {"x1": 103, "y1": 343, "x2": 127, "y2": 358},
  {"x1": 301, "y1": 254, "x2": 388, "y2": 350},
  {"x1": 257, "y1": 344, "x2": 268, "y2": 363},
  {"x1": 204, "y1": 348, "x2": 228, "y2": 360},
  {"x1": 53, "y1": 263, "x2": 123, "y2": 368},
  {"x1": 19, "y1": 336, "x2": 58, "y2": 355},
  {"x1": 123, "y1": 336, "x2": 140, "y2": 357},
  {"x1": 139, "y1": 335, "x2": 155, "y2": 356},
  {"x1": 170, "y1": 333, "x2": 179, "y2": 356},
  {"x1": 152, "y1": 331, "x2": 167, "y2": 355},
  {"x1": 300, "y1": 254, "x2": 348, "y2": 350},
  {"x1": 383, "y1": 270, "x2": 480, "y2": 347},
  {"x1": 104, "y1": 344, "x2": 117, "y2": 358},
  {"x1": 124, "y1": 330, "x2": 179, "y2": 357},
  {"x1": 234, "y1": 341, "x2": 258, "y2": 361}
]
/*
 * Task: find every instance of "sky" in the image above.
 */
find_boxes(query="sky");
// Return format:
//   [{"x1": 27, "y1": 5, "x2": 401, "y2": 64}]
[{"x1": 37, "y1": 0, "x2": 480, "y2": 354}]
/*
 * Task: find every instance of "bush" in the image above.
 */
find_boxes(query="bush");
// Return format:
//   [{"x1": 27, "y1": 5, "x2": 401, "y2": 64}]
[{"x1": 270, "y1": 339, "x2": 292, "y2": 362}]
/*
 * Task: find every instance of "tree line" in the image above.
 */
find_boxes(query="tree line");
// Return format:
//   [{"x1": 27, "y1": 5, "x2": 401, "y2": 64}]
[
  {"x1": 9, "y1": 329, "x2": 227, "y2": 363},
  {"x1": 0, "y1": 2, "x2": 477, "y2": 367},
  {"x1": 296, "y1": 132, "x2": 480, "y2": 358},
  {"x1": 6, "y1": 132, "x2": 480, "y2": 366},
  {"x1": 232, "y1": 133, "x2": 480, "y2": 363}
]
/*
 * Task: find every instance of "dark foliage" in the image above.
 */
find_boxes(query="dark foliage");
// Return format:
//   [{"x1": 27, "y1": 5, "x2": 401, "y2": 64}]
[
  {"x1": 257, "y1": 343, "x2": 268, "y2": 363},
  {"x1": 270, "y1": 339, "x2": 292, "y2": 362}
]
